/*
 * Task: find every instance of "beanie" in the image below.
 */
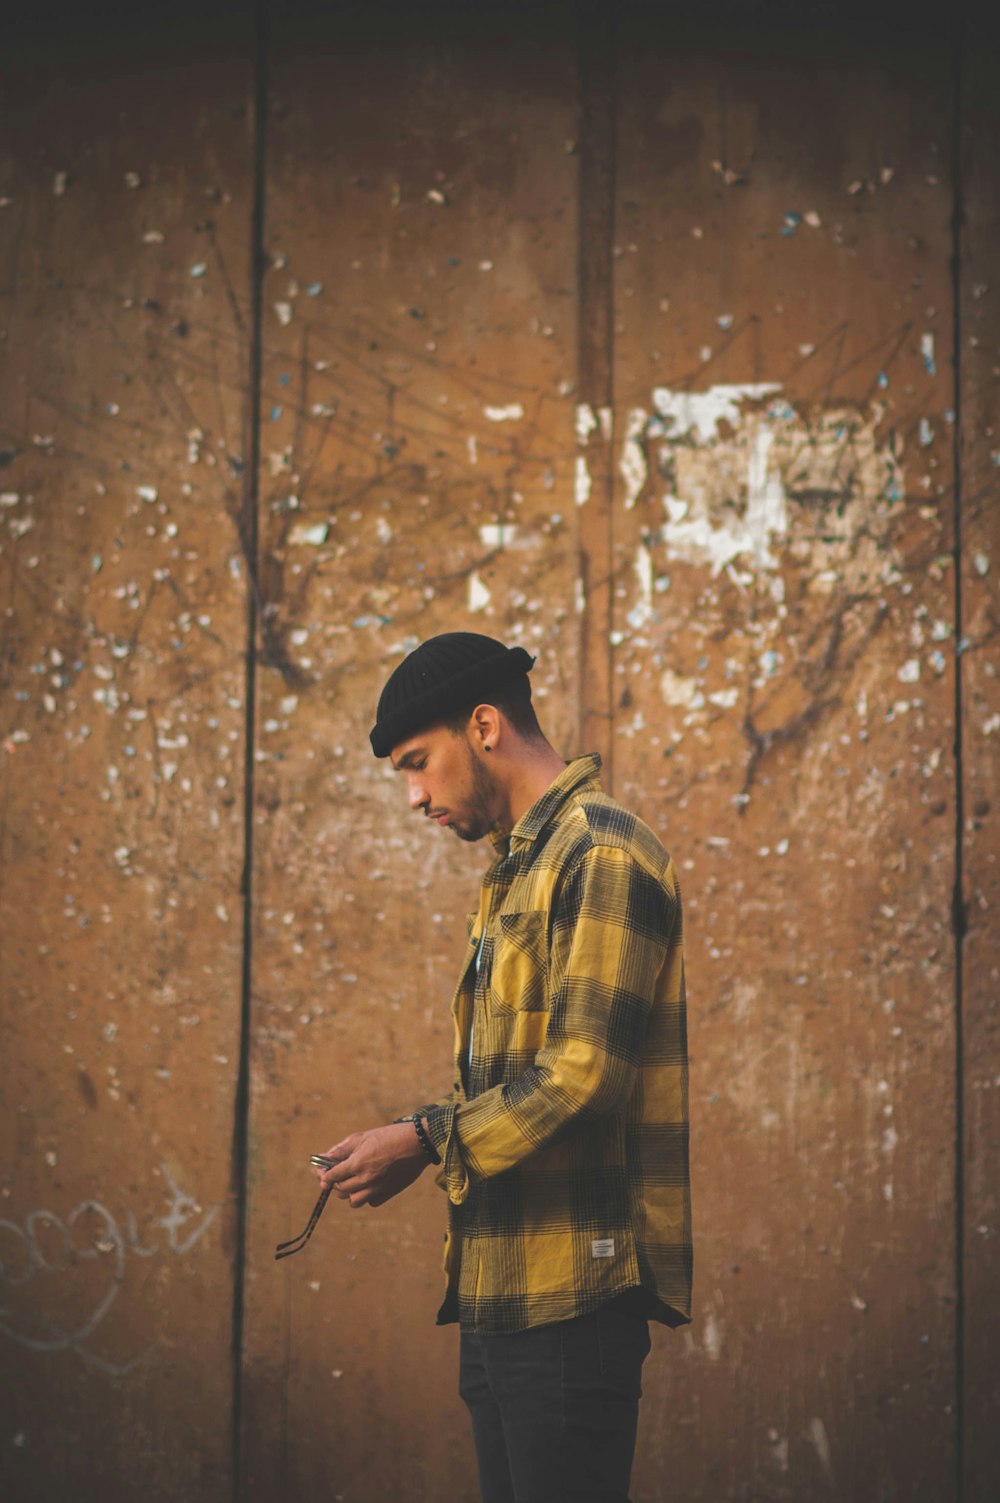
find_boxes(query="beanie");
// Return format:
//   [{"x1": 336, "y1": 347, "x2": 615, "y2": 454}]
[{"x1": 369, "y1": 631, "x2": 535, "y2": 757}]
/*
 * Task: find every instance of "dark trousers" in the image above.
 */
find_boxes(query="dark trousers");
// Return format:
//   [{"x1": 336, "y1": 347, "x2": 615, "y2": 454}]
[{"x1": 458, "y1": 1302, "x2": 652, "y2": 1503}]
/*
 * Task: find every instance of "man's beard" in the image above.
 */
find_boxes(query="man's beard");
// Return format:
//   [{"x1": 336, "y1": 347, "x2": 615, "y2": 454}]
[{"x1": 452, "y1": 743, "x2": 501, "y2": 842}]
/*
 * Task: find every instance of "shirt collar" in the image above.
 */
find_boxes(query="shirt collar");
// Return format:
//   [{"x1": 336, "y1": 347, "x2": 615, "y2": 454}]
[{"x1": 488, "y1": 754, "x2": 603, "y2": 856}]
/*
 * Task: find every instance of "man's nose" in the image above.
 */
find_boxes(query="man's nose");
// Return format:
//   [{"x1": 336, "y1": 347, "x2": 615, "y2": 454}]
[{"x1": 407, "y1": 776, "x2": 427, "y2": 811}]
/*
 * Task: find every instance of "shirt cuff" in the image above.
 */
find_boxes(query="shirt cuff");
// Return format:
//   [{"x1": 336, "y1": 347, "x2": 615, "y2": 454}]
[{"x1": 423, "y1": 1102, "x2": 472, "y2": 1205}]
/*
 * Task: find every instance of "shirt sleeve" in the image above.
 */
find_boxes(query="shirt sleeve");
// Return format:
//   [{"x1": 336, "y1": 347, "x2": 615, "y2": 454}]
[
  {"x1": 411, "y1": 1089, "x2": 458, "y2": 1121},
  {"x1": 422, "y1": 843, "x2": 676, "y2": 1204}
]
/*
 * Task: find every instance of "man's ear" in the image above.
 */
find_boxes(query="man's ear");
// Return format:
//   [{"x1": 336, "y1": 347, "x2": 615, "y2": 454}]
[{"x1": 469, "y1": 703, "x2": 502, "y2": 750}]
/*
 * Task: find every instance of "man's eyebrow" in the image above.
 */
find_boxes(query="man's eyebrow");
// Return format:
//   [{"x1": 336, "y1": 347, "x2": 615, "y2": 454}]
[{"x1": 392, "y1": 748, "x2": 425, "y2": 771}]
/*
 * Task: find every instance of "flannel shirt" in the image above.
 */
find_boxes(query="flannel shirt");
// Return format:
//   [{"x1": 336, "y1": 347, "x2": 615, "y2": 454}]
[{"x1": 419, "y1": 754, "x2": 691, "y2": 1336}]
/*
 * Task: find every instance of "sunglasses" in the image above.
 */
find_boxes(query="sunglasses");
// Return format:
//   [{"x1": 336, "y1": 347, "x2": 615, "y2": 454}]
[{"x1": 274, "y1": 1154, "x2": 339, "y2": 1261}]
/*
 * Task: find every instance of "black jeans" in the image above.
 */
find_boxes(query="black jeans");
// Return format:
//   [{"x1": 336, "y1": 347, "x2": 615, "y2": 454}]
[{"x1": 458, "y1": 1302, "x2": 652, "y2": 1503}]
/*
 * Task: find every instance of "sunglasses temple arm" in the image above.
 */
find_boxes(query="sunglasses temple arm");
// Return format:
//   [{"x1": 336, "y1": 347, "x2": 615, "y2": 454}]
[{"x1": 274, "y1": 1185, "x2": 333, "y2": 1260}]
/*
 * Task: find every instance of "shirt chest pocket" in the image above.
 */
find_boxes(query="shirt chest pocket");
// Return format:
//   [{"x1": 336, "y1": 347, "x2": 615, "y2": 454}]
[{"x1": 488, "y1": 910, "x2": 549, "y2": 1015}]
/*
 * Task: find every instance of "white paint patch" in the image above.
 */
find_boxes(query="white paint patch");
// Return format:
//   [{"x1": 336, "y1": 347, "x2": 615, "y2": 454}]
[
  {"x1": 626, "y1": 544, "x2": 654, "y2": 629},
  {"x1": 745, "y1": 424, "x2": 788, "y2": 561},
  {"x1": 660, "y1": 669, "x2": 702, "y2": 708},
  {"x1": 625, "y1": 384, "x2": 906, "y2": 586},
  {"x1": 645, "y1": 390, "x2": 792, "y2": 574},
  {"x1": 651, "y1": 382, "x2": 782, "y2": 443},
  {"x1": 575, "y1": 455, "x2": 592, "y2": 506},
  {"x1": 920, "y1": 331, "x2": 937, "y2": 375},
  {"x1": 701, "y1": 1308, "x2": 722, "y2": 1361},
  {"x1": 479, "y1": 524, "x2": 518, "y2": 548},
  {"x1": 576, "y1": 403, "x2": 598, "y2": 444},
  {"x1": 620, "y1": 409, "x2": 649, "y2": 509},
  {"x1": 468, "y1": 571, "x2": 491, "y2": 612},
  {"x1": 288, "y1": 522, "x2": 329, "y2": 547},
  {"x1": 660, "y1": 484, "x2": 783, "y2": 575},
  {"x1": 483, "y1": 403, "x2": 524, "y2": 423},
  {"x1": 806, "y1": 1417, "x2": 833, "y2": 1484}
]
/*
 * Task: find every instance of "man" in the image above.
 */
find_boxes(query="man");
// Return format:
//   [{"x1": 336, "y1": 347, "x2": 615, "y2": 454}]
[{"x1": 317, "y1": 631, "x2": 691, "y2": 1503}]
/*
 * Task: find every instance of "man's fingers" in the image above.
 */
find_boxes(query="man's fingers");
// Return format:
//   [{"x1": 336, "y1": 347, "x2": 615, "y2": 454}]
[
  {"x1": 329, "y1": 1165, "x2": 369, "y2": 1197},
  {"x1": 321, "y1": 1153, "x2": 359, "y2": 1186}
]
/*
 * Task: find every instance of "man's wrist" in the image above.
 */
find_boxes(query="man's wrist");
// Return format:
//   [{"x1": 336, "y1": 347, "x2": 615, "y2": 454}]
[{"x1": 393, "y1": 1113, "x2": 441, "y2": 1165}]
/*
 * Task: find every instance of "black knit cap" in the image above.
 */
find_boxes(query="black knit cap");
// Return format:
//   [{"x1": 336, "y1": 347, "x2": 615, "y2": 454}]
[{"x1": 370, "y1": 631, "x2": 535, "y2": 757}]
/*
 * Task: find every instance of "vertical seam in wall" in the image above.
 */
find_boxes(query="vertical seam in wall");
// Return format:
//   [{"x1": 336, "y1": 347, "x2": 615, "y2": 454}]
[
  {"x1": 575, "y1": 1, "x2": 616, "y2": 787},
  {"x1": 949, "y1": 16, "x2": 966, "y2": 1503},
  {"x1": 232, "y1": 5, "x2": 268, "y2": 1499},
  {"x1": 605, "y1": 27, "x2": 617, "y2": 795}
]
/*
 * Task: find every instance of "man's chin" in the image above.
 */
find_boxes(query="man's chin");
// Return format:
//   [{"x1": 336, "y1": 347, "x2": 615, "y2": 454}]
[{"x1": 449, "y1": 820, "x2": 488, "y2": 843}]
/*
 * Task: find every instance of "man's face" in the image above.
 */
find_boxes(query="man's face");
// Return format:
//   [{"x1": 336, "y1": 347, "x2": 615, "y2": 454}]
[{"x1": 390, "y1": 723, "x2": 500, "y2": 842}]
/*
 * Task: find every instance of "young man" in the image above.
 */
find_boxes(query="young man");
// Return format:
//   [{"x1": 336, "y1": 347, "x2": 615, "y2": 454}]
[{"x1": 317, "y1": 631, "x2": 692, "y2": 1503}]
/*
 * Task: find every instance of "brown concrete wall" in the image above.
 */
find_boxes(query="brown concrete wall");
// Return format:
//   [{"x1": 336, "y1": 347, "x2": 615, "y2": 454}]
[
  {"x1": 0, "y1": 13, "x2": 255, "y2": 1501},
  {"x1": 959, "y1": 18, "x2": 1000, "y2": 1500},
  {"x1": 1, "y1": 5, "x2": 997, "y2": 1501}
]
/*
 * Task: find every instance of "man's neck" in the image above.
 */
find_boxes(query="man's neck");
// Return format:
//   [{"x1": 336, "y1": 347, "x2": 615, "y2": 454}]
[{"x1": 504, "y1": 743, "x2": 571, "y2": 828}]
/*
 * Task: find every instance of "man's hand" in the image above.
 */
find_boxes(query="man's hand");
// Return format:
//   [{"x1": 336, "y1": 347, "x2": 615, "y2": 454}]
[{"x1": 314, "y1": 1122, "x2": 430, "y2": 1208}]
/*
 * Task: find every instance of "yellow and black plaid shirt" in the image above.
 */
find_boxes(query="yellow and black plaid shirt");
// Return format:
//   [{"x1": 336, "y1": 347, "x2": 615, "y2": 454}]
[{"x1": 420, "y1": 754, "x2": 692, "y2": 1336}]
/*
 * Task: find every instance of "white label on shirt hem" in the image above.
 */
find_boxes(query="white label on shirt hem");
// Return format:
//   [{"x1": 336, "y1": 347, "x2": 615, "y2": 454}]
[{"x1": 591, "y1": 1238, "x2": 615, "y2": 1259}]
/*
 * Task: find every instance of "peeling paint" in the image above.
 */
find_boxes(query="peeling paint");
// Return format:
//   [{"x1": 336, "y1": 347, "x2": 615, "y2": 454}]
[
  {"x1": 701, "y1": 1308, "x2": 722, "y2": 1361},
  {"x1": 468, "y1": 571, "x2": 491, "y2": 611},
  {"x1": 575, "y1": 455, "x2": 592, "y2": 506},
  {"x1": 483, "y1": 403, "x2": 523, "y2": 423},
  {"x1": 621, "y1": 408, "x2": 649, "y2": 509},
  {"x1": 288, "y1": 521, "x2": 329, "y2": 547},
  {"x1": 806, "y1": 1417, "x2": 833, "y2": 1484},
  {"x1": 625, "y1": 383, "x2": 906, "y2": 580},
  {"x1": 651, "y1": 382, "x2": 783, "y2": 443},
  {"x1": 575, "y1": 403, "x2": 598, "y2": 444},
  {"x1": 920, "y1": 331, "x2": 937, "y2": 376},
  {"x1": 626, "y1": 543, "x2": 654, "y2": 629},
  {"x1": 660, "y1": 669, "x2": 703, "y2": 709}
]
